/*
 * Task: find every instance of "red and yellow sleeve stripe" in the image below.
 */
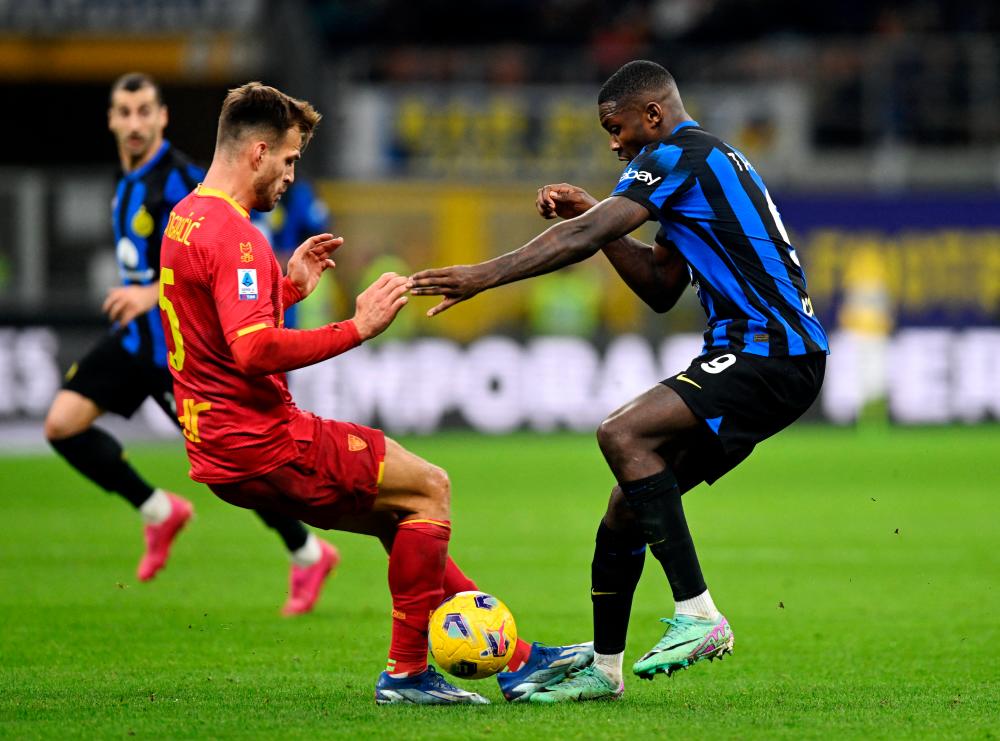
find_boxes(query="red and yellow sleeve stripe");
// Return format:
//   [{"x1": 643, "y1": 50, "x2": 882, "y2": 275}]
[{"x1": 229, "y1": 322, "x2": 270, "y2": 343}]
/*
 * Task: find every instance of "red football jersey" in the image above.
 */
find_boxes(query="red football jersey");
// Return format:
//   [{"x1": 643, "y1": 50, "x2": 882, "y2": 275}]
[{"x1": 159, "y1": 185, "x2": 305, "y2": 483}]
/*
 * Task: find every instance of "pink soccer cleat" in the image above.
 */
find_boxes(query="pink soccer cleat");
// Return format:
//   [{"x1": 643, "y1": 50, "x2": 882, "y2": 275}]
[
  {"x1": 282, "y1": 540, "x2": 340, "y2": 616},
  {"x1": 137, "y1": 494, "x2": 194, "y2": 582}
]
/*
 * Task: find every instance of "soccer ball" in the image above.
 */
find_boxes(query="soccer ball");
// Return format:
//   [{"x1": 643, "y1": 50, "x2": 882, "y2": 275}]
[{"x1": 428, "y1": 591, "x2": 518, "y2": 679}]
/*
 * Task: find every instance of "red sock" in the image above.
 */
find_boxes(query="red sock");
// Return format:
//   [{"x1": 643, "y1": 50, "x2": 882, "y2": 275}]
[
  {"x1": 442, "y1": 557, "x2": 478, "y2": 596},
  {"x1": 443, "y1": 557, "x2": 533, "y2": 672},
  {"x1": 386, "y1": 518, "x2": 450, "y2": 677},
  {"x1": 506, "y1": 638, "x2": 533, "y2": 672}
]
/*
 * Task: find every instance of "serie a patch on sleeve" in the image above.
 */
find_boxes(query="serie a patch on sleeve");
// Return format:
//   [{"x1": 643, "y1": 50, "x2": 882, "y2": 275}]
[{"x1": 237, "y1": 268, "x2": 258, "y2": 300}]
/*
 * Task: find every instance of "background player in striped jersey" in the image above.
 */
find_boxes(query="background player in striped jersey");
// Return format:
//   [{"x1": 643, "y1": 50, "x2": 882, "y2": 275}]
[
  {"x1": 44, "y1": 73, "x2": 338, "y2": 616},
  {"x1": 411, "y1": 60, "x2": 828, "y2": 702}
]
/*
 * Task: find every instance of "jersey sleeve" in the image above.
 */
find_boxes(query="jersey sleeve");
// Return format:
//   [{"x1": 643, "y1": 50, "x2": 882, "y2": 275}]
[
  {"x1": 610, "y1": 144, "x2": 690, "y2": 217},
  {"x1": 208, "y1": 223, "x2": 282, "y2": 344}
]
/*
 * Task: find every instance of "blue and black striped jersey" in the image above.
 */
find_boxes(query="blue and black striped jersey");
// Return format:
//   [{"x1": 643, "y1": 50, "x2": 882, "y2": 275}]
[
  {"x1": 611, "y1": 120, "x2": 828, "y2": 357},
  {"x1": 111, "y1": 140, "x2": 203, "y2": 367}
]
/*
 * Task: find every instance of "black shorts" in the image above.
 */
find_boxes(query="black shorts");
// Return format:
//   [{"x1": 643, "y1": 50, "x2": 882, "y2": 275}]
[
  {"x1": 661, "y1": 349, "x2": 826, "y2": 488},
  {"x1": 63, "y1": 331, "x2": 176, "y2": 421}
]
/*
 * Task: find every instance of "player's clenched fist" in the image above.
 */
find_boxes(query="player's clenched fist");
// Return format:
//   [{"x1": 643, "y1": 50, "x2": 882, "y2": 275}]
[
  {"x1": 351, "y1": 272, "x2": 411, "y2": 340},
  {"x1": 535, "y1": 183, "x2": 599, "y2": 220}
]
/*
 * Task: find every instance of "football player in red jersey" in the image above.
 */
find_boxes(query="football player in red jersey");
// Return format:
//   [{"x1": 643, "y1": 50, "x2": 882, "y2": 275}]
[
  {"x1": 159, "y1": 82, "x2": 592, "y2": 705},
  {"x1": 44, "y1": 72, "x2": 337, "y2": 613}
]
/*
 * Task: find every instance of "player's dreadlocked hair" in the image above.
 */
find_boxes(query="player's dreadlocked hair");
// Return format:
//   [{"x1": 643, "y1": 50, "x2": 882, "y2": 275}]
[
  {"x1": 110, "y1": 72, "x2": 163, "y2": 106},
  {"x1": 216, "y1": 82, "x2": 322, "y2": 151},
  {"x1": 598, "y1": 60, "x2": 675, "y2": 105}
]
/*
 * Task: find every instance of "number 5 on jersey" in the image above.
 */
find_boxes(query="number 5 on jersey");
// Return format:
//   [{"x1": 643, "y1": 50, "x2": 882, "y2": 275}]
[
  {"x1": 159, "y1": 269, "x2": 211, "y2": 443},
  {"x1": 159, "y1": 267, "x2": 185, "y2": 372}
]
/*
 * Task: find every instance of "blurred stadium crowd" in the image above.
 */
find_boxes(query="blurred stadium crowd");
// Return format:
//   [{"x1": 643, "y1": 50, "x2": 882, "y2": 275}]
[
  {"x1": 321, "y1": 0, "x2": 1000, "y2": 150},
  {"x1": 0, "y1": 0, "x2": 998, "y2": 433}
]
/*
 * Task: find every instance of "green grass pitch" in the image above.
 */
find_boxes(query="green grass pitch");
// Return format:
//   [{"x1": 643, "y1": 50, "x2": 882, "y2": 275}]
[{"x1": 1, "y1": 426, "x2": 998, "y2": 739}]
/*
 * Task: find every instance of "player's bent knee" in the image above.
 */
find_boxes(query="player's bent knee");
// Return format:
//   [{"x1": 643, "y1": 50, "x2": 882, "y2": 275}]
[
  {"x1": 596, "y1": 415, "x2": 634, "y2": 461},
  {"x1": 44, "y1": 392, "x2": 98, "y2": 441},
  {"x1": 401, "y1": 464, "x2": 451, "y2": 523},
  {"x1": 423, "y1": 465, "x2": 452, "y2": 519},
  {"x1": 43, "y1": 415, "x2": 62, "y2": 442},
  {"x1": 43, "y1": 411, "x2": 83, "y2": 442}
]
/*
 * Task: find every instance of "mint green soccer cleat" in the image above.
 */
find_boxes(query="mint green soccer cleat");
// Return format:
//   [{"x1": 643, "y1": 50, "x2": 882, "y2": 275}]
[
  {"x1": 529, "y1": 666, "x2": 624, "y2": 704},
  {"x1": 632, "y1": 613, "x2": 734, "y2": 680}
]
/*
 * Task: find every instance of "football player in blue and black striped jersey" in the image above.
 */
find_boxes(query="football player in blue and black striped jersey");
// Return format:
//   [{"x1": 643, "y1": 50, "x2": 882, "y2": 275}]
[
  {"x1": 411, "y1": 60, "x2": 828, "y2": 702},
  {"x1": 44, "y1": 73, "x2": 338, "y2": 614}
]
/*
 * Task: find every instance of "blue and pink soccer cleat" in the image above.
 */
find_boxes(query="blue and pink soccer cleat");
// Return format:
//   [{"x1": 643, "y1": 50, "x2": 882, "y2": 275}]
[
  {"x1": 375, "y1": 666, "x2": 489, "y2": 705},
  {"x1": 496, "y1": 641, "x2": 595, "y2": 702}
]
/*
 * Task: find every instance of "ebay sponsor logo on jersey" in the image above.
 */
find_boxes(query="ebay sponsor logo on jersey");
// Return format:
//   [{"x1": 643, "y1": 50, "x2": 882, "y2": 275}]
[{"x1": 618, "y1": 168, "x2": 662, "y2": 186}]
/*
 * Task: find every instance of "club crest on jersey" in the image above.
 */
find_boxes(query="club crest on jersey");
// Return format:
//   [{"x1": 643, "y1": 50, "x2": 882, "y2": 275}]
[
  {"x1": 618, "y1": 168, "x2": 662, "y2": 186},
  {"x1": 240, "y1": 241, "x2": 254, "y2": 262},
  {"x1": 131, "y1": 205, "x2": 154, "y2": 238},
  {"x1": 237, "y1": 269, "x2": 258, "y2": 300}
]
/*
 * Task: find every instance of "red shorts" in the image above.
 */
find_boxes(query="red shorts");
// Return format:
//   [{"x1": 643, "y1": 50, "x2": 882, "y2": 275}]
[{"x1": 209, "y1": 413, "x2": 386, "y2": 530}]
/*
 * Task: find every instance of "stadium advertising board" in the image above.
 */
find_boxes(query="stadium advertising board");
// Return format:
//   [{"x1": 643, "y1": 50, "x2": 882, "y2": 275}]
[
  {"x1": 781, "y1": 193, "x2": 1000, "y2": 424},
  {"x1": 1, "y1": 327, "x2": 998, "y2": 442},
  {"x1": 782, "y1": 193, "x2": 1000, "y2": 329}
]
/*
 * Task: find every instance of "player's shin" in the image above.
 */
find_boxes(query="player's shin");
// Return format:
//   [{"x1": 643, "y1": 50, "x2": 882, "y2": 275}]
[
  {"x1": 442, "y1": 556, "x2": 478, "y2": 596},
  {"x1": 619, "y1": 468, "x2": 707, "y2": 603},
  {"x1": 49, "y1": 427, "x2": 154, "y2": 508},
  {"x1": 386, "y1": 518, "x2": 450, "y2": 677},
  {"x1": 591, "y1": 521, "x2": 646, "y2": 681}
]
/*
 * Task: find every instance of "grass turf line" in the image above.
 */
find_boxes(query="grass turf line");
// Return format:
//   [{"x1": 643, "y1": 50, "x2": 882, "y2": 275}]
[{"x1": 1, "y1": 426, "x2": 997, "y2": 739}]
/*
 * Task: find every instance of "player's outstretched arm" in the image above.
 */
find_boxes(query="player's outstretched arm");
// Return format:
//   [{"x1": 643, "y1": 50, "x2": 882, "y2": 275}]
[
  {"x1": 229, "y1": 273, "x2": 410, "y2": 377},
  {"x1": 410, "y1": 196, "x2": 649, "y2": 317},
  {"x1": 284, "y1": 233, "x2": 343, "y2": 303}
]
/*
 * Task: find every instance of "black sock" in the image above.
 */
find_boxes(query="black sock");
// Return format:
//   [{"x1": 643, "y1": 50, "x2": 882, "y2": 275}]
[
  {"x1": 49, "y1": 427, "x2": 153, "y2": 508},
  {"x1": 591, "y1": 521, "x2": 646, "y2": 654},
  {"x1": 620, "y1": 468, "x2": 706, "y2": 601},
  {"x1": 255, "y1": 509, "x2": 309, "y2": 552}
]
